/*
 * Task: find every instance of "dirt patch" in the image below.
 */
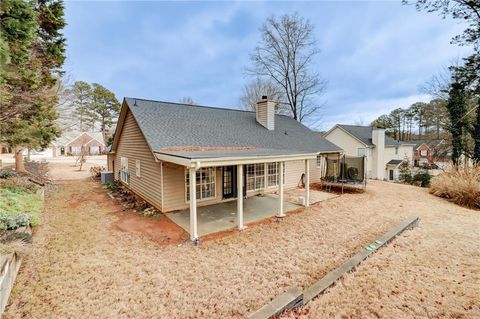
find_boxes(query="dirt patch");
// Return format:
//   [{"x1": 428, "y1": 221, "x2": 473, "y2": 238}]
[
  {"x1": 111, "y1": 211, "x2": 189, "y2": 245},
  {"x1": 311, "y1": 182, "x2": 365, "y2": 194}
]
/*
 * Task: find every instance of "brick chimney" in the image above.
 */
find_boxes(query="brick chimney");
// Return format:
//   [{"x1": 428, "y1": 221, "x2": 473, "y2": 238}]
[
  {"x1": 256, "y1": 96, "x2": 275, "y2": 130},
  {"x1": 372, "y1": 128, "x2": 385, "y2": 180}
]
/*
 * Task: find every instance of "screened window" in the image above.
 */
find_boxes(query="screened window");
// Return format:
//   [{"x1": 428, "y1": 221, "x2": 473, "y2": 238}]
[
  {"x1": 135, "y1": 160, "x2": 141, "y2": 177},
  {"x1": 246, "y1": 163, "x2": 265, "y2": 191},
  {"x1": 120, "y1": 157, "x2": 129, "y2": 184},
  {"x1": 185, "y1": 167, "x2": 216, "y2": 201},
  {"x1": 316, "y1": 155, "x2": 322, "y2": 168},
  {"x1": 267, "y1": 162, "x2": 285, "y2": 187}
]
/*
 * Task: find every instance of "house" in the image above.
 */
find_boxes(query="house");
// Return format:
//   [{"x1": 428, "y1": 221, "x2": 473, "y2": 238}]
[
  {"x1": 50, "y1": 131, "x2": 106, "y2": 157},
  {"x1": 324, "y1": 124, "x2": 415, "y2": 181},
  {"x1": 413, "y1": 140, "x2": 434, "y2": 167},
  {"x1": 107, "y1": 97, "x2": 343, "y2": 241}
]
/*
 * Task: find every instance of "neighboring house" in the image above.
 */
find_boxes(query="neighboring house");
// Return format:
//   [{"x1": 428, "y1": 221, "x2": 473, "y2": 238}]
[
  {"x1": 412, "y1": 140, "x2": 434, "y2": 167},
  {"x1": 107, "y1": 97, "x2": 343, "y2": 240},
  {"x1": 40, "y1": 131, "x2": 106, "y2": 157},
  {"x1": 324, "y1": 124, "x2": 415, "y2": 181}
]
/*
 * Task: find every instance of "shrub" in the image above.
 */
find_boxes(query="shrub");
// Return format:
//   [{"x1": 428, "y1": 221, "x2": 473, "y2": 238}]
[
  {"x1": 430, "y1": 165, "x2": 480, "y2": 209},
  {"x1": 0, "y1": 169, "x2": 16, "y2": 179},
  {"x1": 0, "y1": 213, "x2": 32, "y2": 230},
  {"x1": 412, "y1": 172, "x2": 431, "y2": 187}
]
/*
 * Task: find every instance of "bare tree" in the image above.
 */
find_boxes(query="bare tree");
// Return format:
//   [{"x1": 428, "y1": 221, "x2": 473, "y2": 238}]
[
  {"x1": 248, "y1": 13, "x2": 326, "y2": 123},
  {"x1": 240, "y1": 77, "x2": 286, "y2": 113}
]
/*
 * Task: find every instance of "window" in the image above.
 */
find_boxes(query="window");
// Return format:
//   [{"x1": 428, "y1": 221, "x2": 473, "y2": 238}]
[
  {"x1": 420, "y1": 149, "x2": 427, "y2": 157},
  {"x1": 120, "y1": 157, "x2": 129, "y2": 184},
  {"x1": 267, "y1": 162, "x2": 286, "y2": 187},
  {"x1": 135, "y1": 160, "x2": 141, "y2": 177},
  {"x1": 357, "y1": 148, "x2": 365, "y2": 157},
  {"x1": 316, "y1": 155, "x2": 323, "y2": 168},
  {"x1": 246, "y1": 163, "x2": 265, "y2": 191},
  {"x1": 185, "y1": 167, "x2": 216, "y2": 201}
]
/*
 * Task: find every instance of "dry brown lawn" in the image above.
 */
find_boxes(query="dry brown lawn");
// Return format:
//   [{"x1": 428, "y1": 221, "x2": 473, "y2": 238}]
[{"x1": 4, "y1": 164, "x2": 479, "y2": 319}]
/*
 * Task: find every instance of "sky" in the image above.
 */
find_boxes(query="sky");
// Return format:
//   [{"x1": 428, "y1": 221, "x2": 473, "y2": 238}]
[{"x1": 63, "y1": 0, "x2": 471, "y2": 131}]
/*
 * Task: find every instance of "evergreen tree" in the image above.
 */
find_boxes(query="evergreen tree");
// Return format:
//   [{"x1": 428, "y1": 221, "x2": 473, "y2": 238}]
[
  {"x1": 90, "y1": 83, "x2": 120, "y2": 141},
  {"x1": 65, "y1": 81, "x2": 96, "y2": 131},
  {"x1": 446, "y1": 81, "x2": 467, "y2": 165},
  {"x1": 0, "y1": 0, "x2": 66, "y2": 172}
]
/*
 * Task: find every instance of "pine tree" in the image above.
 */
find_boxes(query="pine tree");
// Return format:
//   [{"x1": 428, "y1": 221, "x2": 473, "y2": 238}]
[
  {"x1": 65, "y1": 81, "x2": 96, "y2": 130},
  {"x1": 90, "y1": 83, "x2": 120, "y2": 141}
]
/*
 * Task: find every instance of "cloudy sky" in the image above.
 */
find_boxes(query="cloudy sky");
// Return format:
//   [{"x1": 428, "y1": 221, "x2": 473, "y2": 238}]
[{"x1": 63, "y1": 0, "x2": 471, "y2": 130}]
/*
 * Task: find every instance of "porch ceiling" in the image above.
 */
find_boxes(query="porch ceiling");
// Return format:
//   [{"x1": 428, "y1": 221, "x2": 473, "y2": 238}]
[{"x1": 165, "y1": 195, "x2": 301, "y2": 237}]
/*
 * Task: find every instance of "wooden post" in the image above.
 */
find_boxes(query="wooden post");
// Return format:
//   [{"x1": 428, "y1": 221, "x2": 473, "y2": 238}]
[
  {"x1": 304, "y1": 159, "x2": 310, "y2": 207},
  {"x1": 189, "y1": 167, "x2": 198, "y2": 241},
  {"x1": 277, "y1": 161, "x2": 285, "y2": 217},
  {"x1": 237, "y1": 164, "x2": 244, "y2": 230}
]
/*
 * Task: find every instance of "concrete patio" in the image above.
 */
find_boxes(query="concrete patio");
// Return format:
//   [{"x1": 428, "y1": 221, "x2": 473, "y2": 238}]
[{"x1": 165, "y1": 195, "x2": 301, "y2": 237}]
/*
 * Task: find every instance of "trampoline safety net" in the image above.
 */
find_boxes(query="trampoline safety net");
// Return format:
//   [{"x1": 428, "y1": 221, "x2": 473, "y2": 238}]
[{"x1": 325, "y1": 155, "x2": 365, "y2": 183}]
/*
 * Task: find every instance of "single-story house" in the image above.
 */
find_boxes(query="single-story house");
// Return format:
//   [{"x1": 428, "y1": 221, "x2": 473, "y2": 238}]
[
  {"x1": 107, "y1": 97, "x2": 343, "y2": 240},
  {"x1": 50, "y1": 131, "x2": 106, "y2": 157},
  {"x1": 324, "y1": 124, "x2": 415, "y2": 181}
]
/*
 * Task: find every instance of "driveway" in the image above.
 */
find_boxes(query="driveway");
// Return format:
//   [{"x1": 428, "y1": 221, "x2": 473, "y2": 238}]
[{"x1": 4, "y1": 164, "x2": 479, "y2": 318}]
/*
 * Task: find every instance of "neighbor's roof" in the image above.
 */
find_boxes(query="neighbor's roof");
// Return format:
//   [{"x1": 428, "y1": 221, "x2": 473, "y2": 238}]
[
  {"x1": 53, "y1": 131, "x2": 105, "y2": 146},
  {"x1": 336, "y1": 124, "x2": 405, "y2": 146},
  {"x1": 114, "y1": 98, "x2": 342, "y2": 159}
]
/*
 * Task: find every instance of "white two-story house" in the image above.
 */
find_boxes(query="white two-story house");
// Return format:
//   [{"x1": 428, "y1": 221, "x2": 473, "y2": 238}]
[{"x1": 324, "y1": 125, "x2": 415, "y2": 181}]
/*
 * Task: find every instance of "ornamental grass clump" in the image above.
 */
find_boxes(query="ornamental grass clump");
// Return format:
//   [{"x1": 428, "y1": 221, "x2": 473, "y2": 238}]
[{"x1": 430, "y1": 165, "x2": 480, "y2": 209}]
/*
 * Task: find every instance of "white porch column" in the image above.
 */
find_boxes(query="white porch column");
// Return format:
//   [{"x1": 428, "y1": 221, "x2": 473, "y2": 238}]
[
  {"x1": 189, "y1": 167, "x2": 198, "y2": 241},
  {"x1": 304, "y1": 159, "x2": 310, "y2": 207},
  {"x1": 277, "y1": 161, "x2": 285, "y2": 217},
  {"x1": 237, "y1": 164, "x2": 244, "y2": 230}
]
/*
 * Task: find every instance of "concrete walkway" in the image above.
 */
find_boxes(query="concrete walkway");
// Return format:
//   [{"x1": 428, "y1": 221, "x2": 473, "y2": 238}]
[{"x1": 165, "y1": 195, "x2": 301, "y2": 236}]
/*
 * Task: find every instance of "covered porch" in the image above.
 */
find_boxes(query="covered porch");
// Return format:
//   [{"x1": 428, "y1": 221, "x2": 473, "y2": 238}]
[
  {"x1": 155, "y1": 148, "x2": 317, "y2": 241},
  {"x1": 165, "y1": 194, "x2": 301, "y2": 237}
]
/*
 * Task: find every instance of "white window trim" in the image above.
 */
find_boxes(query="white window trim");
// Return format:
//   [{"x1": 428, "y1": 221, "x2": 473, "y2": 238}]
[
  {"x1": 184, "y1": 167, "x2": 216, "y2": 203},
  {"x1": 120, "y1": 157, "x2": 129, "y2": 184},
  {"x1": 316, "y1": 155, "x2": 323, "y2": 168},
  {"x1": 266, "y1": 162, "x2": 286, "y2": 188},
  {"x1": 246, "y1": 163, "x2": 266, "y2": 192},
  {"x1": 357, "y1": 148, "x2": 366, "y2": 157},
  {"x1": 135, "y1": 160, "x2": 141, "y2": 177}
]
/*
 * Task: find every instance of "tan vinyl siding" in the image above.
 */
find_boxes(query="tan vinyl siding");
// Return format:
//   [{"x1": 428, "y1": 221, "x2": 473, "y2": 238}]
[{"x1": 113, "y1": 109, "x2": 163, "y2": 210}]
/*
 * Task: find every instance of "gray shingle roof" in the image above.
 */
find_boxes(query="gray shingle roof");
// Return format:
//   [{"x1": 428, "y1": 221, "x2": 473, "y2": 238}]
[
  {"x1": 387, "y1": 159, "x2": 403, "y2": 165},
  {"x1": 337, "y1": 124, "x2": 403, "y2": 146},
  {"x1": 124, "y1": 98, "x2": 342, "y2": 158}
]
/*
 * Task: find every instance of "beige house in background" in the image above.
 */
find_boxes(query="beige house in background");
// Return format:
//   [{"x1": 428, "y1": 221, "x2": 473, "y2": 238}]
[
  {"x1": 107, "y1": 97, "x2": 343, "y2": 241},
  {"x1": 324, "y1": 125, "x2": 414, "y2": 181}
]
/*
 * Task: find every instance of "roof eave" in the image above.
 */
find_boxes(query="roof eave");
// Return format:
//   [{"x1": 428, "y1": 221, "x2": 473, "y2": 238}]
[{"x1": 154, "y1": 151, "x2": 318, "y2": 168}]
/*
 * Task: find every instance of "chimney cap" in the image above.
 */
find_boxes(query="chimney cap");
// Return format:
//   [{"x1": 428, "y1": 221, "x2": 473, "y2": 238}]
[{"x1": 261, "y1": 95, "x2": 268, "y2": 100}]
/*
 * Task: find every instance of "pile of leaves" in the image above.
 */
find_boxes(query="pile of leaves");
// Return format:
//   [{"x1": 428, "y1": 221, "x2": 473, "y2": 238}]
[
  {"x1": 106, "y1": 182, "x2": 160, "y2": 217},
  {"x1": 430, "y1": 165, "x2": 480, "y2": 209}
]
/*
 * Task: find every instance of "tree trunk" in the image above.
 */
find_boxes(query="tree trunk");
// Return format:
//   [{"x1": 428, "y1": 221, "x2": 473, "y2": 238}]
[
  {"x1": 473, "y1": 101, "x2": 480, "y2": 163},
  {"x1": 15, "y1": 147, "x2": 26, "y2": 173}
]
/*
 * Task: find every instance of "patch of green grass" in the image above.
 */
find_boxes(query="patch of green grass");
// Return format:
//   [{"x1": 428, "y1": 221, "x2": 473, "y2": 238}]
[{"x1": 0, "y1": 187, "x2": 43, "y2": 226}]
